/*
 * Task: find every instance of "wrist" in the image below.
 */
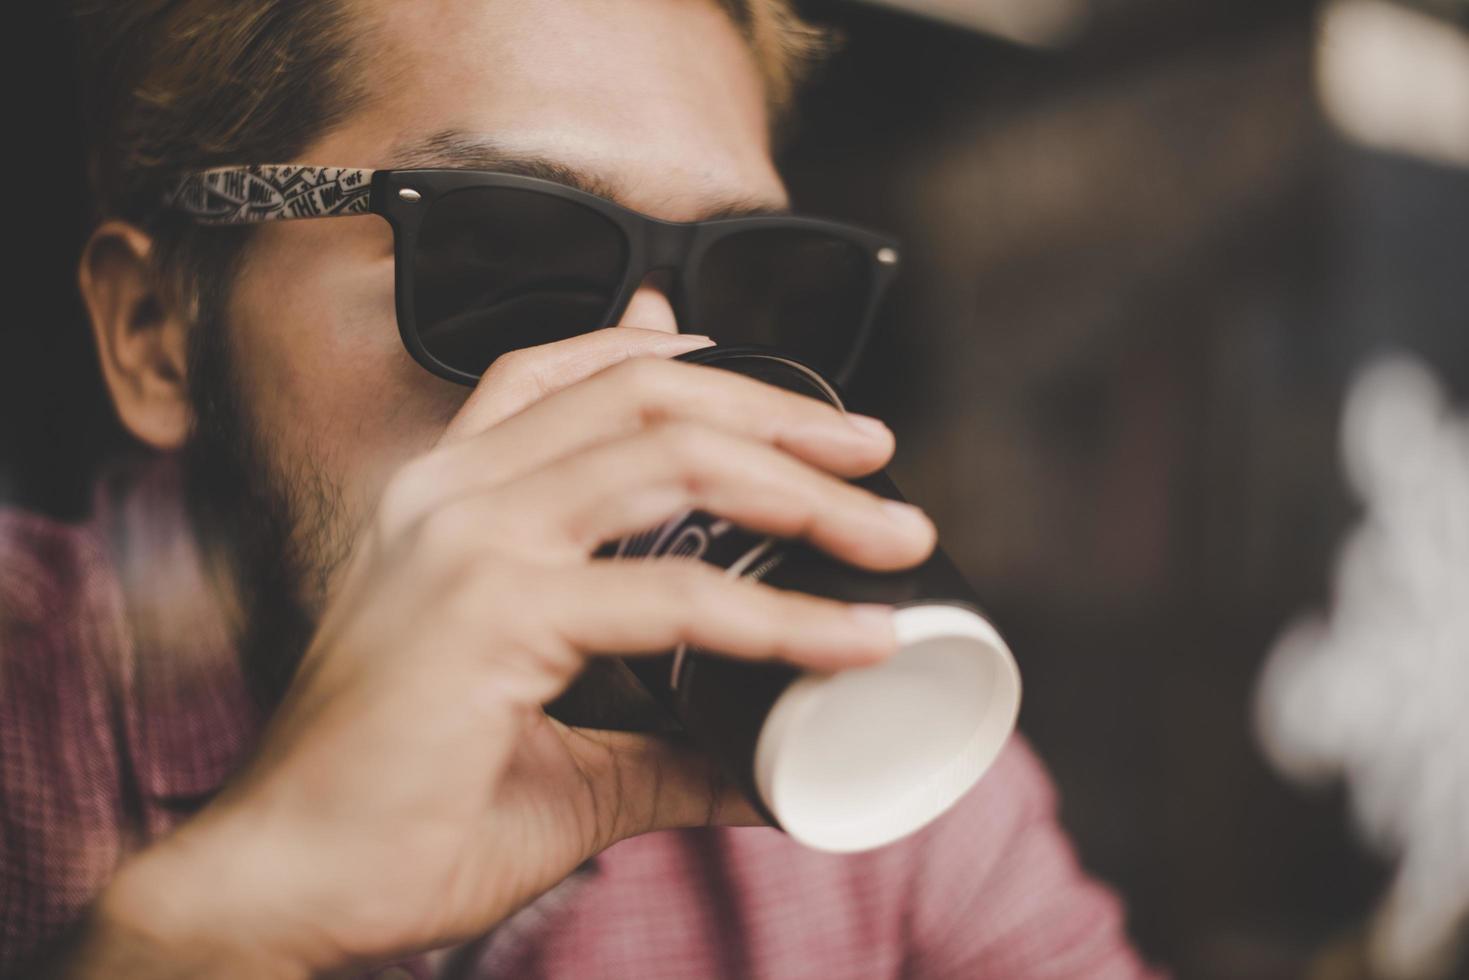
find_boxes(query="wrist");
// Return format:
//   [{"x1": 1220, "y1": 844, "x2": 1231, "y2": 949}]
[{"x1": 82, "y1": 823, "x2": 315, "y2": 979}]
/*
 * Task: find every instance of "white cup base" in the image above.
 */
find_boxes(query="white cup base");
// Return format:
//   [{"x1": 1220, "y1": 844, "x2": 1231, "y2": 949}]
[{"x1": 753, "y1": 603, "x2": 1022, "y2": 854}]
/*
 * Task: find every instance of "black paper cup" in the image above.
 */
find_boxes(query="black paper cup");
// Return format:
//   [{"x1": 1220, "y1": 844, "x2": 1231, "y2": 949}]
[{"x1": 594, "y1": 345, "x2": 1021, "y2": 853}]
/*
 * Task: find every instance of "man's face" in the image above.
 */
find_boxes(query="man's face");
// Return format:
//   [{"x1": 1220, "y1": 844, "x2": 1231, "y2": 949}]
[{"x1": 206, "y1": 0, "x2": 785, "y2": 601}]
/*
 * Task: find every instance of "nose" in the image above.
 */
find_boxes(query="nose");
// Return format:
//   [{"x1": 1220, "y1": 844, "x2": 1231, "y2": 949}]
[{"x1": 613, "y1": 271, "x2": 681, "y2": 335}]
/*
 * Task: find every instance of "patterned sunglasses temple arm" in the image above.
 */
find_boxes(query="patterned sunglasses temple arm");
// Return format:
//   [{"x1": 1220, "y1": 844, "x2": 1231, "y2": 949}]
[{"x1": 164, "y1": 165, "x2": 377, "y2": 225}]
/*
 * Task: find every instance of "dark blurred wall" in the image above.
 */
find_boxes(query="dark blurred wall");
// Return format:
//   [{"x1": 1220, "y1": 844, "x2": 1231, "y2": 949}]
[
  {"x1": 783, "y1": 2, "x2": 1469, "y2": 977},
  {"x1": 1, "y1": 5, "x2": 116, "y2": 521}
]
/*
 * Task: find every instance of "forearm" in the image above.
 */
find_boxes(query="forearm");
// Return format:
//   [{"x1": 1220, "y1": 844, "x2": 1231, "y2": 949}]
[
  {"x1": 22, "y1": 838, "x2": 311, "y2": 980},
  {"x1": 25, "y1": 912, "x2": 284, "y2": 980}
]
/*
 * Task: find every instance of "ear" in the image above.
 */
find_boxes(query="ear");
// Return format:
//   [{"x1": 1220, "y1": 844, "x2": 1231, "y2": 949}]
[{"x1": 78, "y1": 221, "x2": 194, "y2": 450}]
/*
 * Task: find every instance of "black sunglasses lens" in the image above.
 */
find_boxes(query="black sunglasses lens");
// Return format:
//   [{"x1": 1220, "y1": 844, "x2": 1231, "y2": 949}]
[
  {"x1": 693, "y1": 228, "x2": 873, "y2": 376},
  {"x1": 412, "y1": 187, "x2": 628, "y2": 376}
]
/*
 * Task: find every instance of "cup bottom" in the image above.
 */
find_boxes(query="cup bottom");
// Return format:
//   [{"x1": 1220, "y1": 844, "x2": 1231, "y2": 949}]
[{"x1": 752, "y1": 603, "x2": 1022, "y2": 853}]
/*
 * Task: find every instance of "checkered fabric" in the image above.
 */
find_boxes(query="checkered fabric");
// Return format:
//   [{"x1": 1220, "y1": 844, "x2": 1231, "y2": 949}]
[{"x1": 0, "y1": 459, "x2": 1164, "y2": 978}]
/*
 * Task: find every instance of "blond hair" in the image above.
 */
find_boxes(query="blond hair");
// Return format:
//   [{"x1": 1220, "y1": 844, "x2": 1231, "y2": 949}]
[{"x1": 71, "y1": 0, "x2": 828, "y2": 226}]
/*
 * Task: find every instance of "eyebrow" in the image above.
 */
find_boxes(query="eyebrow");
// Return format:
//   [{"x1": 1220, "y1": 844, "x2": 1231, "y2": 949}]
[{"x1": 385, "y1": 129, "x2": 791, "y2": 221}]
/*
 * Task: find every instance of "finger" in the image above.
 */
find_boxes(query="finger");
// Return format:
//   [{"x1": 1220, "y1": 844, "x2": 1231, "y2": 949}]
[
  {"x1": 455, "y1": 420, "x2": 933, "y2": 569},
  {"x1": 556, "y1": 726, "x2": 765, "y2": 844},
  {"x1": 543, "y1": 559, "x2": 900, "y2": 673},
  {"x1": 447, "y1": 354, "x2": 895, "y2": 487},
  {"x1": 441, "y1": 328, "x2": 716, "y2": 442},
  {"x1": 387, "y1": 357, "x2": 898, "y2": 548}
]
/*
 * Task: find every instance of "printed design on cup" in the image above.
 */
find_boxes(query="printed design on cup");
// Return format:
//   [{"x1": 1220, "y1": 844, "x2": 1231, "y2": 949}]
[
  {"x1": 611, "y1": 511, "x2": 786, "y2": 691},
  {"x1": 610, "y1": 508, "x2": 695, "y2": 562}
]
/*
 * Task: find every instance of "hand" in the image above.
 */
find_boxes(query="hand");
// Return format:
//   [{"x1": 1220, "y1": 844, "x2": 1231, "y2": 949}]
[{"x1": 95, "y1": 329, "x2": 936, "y2": 977}]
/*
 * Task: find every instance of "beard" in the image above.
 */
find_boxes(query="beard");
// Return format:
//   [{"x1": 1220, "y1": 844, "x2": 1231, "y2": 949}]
[
  {"x1": 179, "y1": 310, "x2": 678, "y2": 732},
  {"x1": 181, "y1": 310, "x2": 351, "y2": 711}
]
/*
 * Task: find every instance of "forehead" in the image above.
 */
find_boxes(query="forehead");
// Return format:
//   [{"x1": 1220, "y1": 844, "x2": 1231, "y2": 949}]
[{"x1": 314, "y1": 0, "x2": 786, "y2": 219}]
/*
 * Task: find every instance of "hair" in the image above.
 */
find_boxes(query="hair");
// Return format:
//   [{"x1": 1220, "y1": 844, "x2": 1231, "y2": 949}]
[{"x1": 68, "y1": 0, "x2": 831, "y2": 333}]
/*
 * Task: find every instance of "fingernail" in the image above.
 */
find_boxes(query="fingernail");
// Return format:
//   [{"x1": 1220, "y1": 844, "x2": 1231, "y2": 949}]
[
  {"x1": 668, "y1": 334, "x2": 715, "y2": 346},
  {"x1": 845, "y1": 413, "x2": 891, "y2": 441},
  {"x1": 881, "y1": 499, "x2": 930, "y2": 530}
]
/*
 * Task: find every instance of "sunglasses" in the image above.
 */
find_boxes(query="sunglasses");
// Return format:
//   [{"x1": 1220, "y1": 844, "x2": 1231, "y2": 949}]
[{"x1": 164, "y1": 165, "x2": 901, "y2": 385}]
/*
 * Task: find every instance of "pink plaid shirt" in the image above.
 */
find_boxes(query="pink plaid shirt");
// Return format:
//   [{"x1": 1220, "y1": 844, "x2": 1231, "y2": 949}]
[{"x1": 0, "y1": 459, "x2": 1163, "y2": 978}]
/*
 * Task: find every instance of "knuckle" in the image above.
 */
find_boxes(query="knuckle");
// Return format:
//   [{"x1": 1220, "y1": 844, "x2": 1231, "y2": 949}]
[
  {"x1": 378, "y1": 458, "x2": 438, "y2": 534},
  {"x1": 447, "y1": 552, "x2": 533, "y2": 627},
  {"x1": 649, "y1": 420, "x2": 716, "y2": 474},
  {"x1": 763, "y1": 581, "x2": 822, "y2": 629},
  {"x1": 483, "y1": 345, "x2": 529, "y2": 379},
  {"x1": 471, "y1": 552, "x2": 524, "y2": 603},
  {"x1": 484, "y1": 348, "x2": 552, "y2": 401},
  {"x1": 440, "y1": 554, "x2": 498, "y2": 615},
  {"x1": 416, "y1": 499, "x2": 470, "y2": 556},
  {"x1": 609, "y1": 352, "x2": 672, "y2": 386},
  {"x1": 658, "y1": 560, "x2": 725, "y2": 618},
  {"x1": 790, "y1": 472, "x2": 831, "y2": 511},
  {"x1": 610, "y1": 357, "x2": 678, "y2": 416}
]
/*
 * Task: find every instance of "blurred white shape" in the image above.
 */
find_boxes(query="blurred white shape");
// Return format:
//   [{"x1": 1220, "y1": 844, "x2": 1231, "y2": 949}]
[
  {"x1": 1255, "y1": 354, "x2": 1469, "y2": 979},
  {"x1": 1316, "y1": 0, "x2": 1469, "y2": 168},
  {"x1": 849, "y1": 0, "x2": 1087, "y2": 47}
]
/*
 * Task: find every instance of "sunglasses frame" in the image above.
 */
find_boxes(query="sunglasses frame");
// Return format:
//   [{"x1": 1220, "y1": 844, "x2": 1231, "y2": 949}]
[{"x1": 165, "y1": 165, "x2": 902, "y2": 386}]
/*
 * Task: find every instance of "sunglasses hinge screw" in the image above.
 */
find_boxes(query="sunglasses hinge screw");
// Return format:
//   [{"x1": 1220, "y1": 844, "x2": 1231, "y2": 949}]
[
  {"x1": 877, "y1": 247, "x2": 899, "y2": 265},
  {"x1": 398, "y1": 188, "x2": 422, "y2": 203}
]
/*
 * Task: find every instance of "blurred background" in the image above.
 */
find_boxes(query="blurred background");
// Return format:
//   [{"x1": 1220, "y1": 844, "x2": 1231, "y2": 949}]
[{"x1": 5, "y1": 1, "x2": 1468, "y2": 977}]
